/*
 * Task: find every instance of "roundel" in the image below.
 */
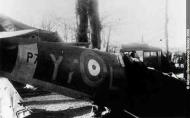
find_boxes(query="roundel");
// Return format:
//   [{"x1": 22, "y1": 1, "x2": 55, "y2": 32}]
[{"x1": 80, "y1": 50, "x2": 107, "y2": 87}]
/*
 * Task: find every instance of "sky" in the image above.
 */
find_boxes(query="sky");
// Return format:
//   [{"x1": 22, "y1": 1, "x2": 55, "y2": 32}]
[{"x1": 0, "y1": 0, "x2": 186, "y2": 51}]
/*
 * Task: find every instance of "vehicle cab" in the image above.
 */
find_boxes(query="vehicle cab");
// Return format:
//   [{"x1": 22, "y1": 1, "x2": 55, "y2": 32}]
[{"x1": 120, "y1": 43, "x2": 162, "y2": 71}]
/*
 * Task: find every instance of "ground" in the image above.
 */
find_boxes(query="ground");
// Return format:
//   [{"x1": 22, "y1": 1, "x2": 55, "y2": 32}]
[{"x1": 15, "y1": 85, "x2": 94, "y2": 118}]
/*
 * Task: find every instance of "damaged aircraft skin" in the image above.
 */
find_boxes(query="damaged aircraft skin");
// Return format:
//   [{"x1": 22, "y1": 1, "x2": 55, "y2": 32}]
[{"x1": 0, "y1": 29, "x2": 187, "y2": 117}]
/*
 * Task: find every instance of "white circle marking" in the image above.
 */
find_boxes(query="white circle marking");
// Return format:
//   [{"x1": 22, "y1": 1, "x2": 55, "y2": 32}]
[{"x1": 88, "y1": 59, "x2": 100, "y2": 76}]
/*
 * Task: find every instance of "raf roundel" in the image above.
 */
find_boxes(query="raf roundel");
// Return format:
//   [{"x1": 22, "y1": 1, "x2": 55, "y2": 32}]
[
  {"x1": 80, "y1": 50, "x2": 107, "y2": 87},
  {"x1": 87, "y1": 59, "x2": 101, "y2": 76}
]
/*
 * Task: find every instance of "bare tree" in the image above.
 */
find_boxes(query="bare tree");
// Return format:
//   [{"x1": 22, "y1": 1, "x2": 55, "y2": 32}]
[
  {"x1": 99, "y1": 14, "x2": 121, "y2": 52},
  {"x1": 40, "y1": 16, "x2": 57, "y2": 32},
  {"x1": 39, "y1": 14, "x2": 77, "y2": 42},
  {"x1": 56, "y1": 18, "x2": 77, "y2": 42}
]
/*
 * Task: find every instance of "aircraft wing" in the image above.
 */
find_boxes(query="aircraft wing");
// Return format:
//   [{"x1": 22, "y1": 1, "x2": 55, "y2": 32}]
[
  {"x1": 0, "y1": 14, "x2": 34, "y2": 32},
  {"x1": 0, "y1": 29, "x2": 37, "y2": 38},
  {"x1": 0, "y1": 71, "x2": 90, "y2": 99}
]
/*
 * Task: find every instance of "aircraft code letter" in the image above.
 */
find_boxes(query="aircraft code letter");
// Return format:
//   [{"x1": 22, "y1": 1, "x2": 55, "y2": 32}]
[
  {"x1": 27, "y1": 52, "x2": 38, "y2": 64},
  {"x1": 27, "y1": 52, "x2": 33, "y2": 63},
  {"x1": 50, "y1": 54, "x2": 63, "y2": 81}
]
